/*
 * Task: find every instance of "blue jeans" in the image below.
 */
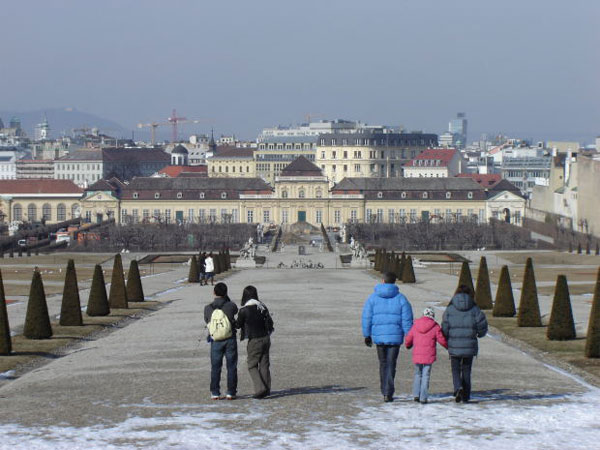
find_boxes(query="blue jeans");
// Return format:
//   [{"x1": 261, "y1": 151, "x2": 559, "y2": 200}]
[
  {"x1": 412, "y1": 364, "x2": 432, "y2": 401},
  {"x1": 210, "y1": 337, "x2": 238, "y2": 396},
  {"x1": 376, "y1": 345, "x2": 400, "y2": 397}
]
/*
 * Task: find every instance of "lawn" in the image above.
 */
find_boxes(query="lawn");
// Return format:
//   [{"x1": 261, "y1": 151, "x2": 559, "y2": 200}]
[
  {"x1": 488, "y1": 316, "x2": 600, "y2": 384},
  {"x1": 0, "y1": 302, "x2": 162, "y2": 375}
]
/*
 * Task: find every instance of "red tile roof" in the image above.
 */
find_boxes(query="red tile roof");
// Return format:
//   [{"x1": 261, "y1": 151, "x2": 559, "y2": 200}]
[
  {"x1": 158, "y1": 165, "x2": 208, "y2": 178},
  {"x1": 404, "y1": 149, "x2": 457, "y2": 167},
  {"x1": 0, "y1": 179, "x2": 83, "y2": 194},
  {"x1": 456, "y1": 173, "x2": 502, "y2": 187}
]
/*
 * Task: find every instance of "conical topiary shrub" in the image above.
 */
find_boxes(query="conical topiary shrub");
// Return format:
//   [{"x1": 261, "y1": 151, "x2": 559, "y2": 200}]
[
  {"x1": 517, "y1": 257, "x2": 542, "y2": 327},
  {"x1": 109, "y1": 254, "x2": 128, "y2": 309},
  {"x1": 585, "y1": 267, "x2": 600, "y2": 357},
  {"x1": 0, "y1": 269, "x2": 12, "y2": 354},
  {"x1": 87, "y1": 264, "x2": 110, "y2": 316},
  {"x1": 23, "y1": 270, "x2": 53, "y2": 339},
  {"x1": 219, "y1": 252, "x2": 227, "y2": 272},
  {"x1": 126, "y1": 259, "x2": 145, "y2": 302},
  {"x1": 586, "y1": 242, "x2": 591, "y2": 255},
  {"x1": 188, "y1": 256, "x2": 199, "y2": 283},
  {"x1": 493, "y1": 265, "x2": 516, "y2": 317},
  {"x1": 457, "y1": 261, "x2": 475, "y2": 294},
  {"x1": 59, "y1": 259, "x2": 83, "y2": 326},
  {"x1": 474, "y1": 256, "x2": 493, "y2": 310},
  {"x1": 384, "y1": 252, "x2": 393, "y2": 273},
  {"x1": 577, "y1": 243, "x2": 582, "y2": 254},
  {"x1": 596, "y1": 242, "x2": 599, "y2": 256},
  {"x1": 213, "y1": 252, "x2": 221, "y2": 275},
  {"x1": 402, "y1": 256, "x2": 416, "y2": 283},
  {"x1": 226, "y1": 249, "x2": 231, "y2": 270},
  {"x1": 547, "y1": 275, "x2": 576, "y2": 340}
]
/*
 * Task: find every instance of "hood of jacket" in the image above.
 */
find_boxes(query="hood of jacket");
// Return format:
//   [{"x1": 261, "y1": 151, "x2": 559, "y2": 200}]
[
  {"x1": 211, "y1": 296, "x2": 228, "y2": 309},
  {"x1": 451, "y1": 293, "x2": 475, "y2": 312},
  {"x1": 414, "y1": 316, "x2": 437, "y2": 334},
  {"x1": 374, "y1": 283, "x2": 400, "y2": 299}
]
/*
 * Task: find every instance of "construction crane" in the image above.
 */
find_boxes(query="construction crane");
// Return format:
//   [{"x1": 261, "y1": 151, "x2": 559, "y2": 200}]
[{"x1": 138, "y1": 109, "x2": 212, "y2": 145}]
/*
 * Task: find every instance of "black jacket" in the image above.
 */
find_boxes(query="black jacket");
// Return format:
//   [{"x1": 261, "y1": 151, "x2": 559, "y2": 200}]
[
  {"x1": 442, "y1": 293, "x2": 488, "y2": 357},
  {"x1": 198, "y1": 256, "x2": 206, "y2": 274},
  {"x1": 204, "y1": 296, "x2": 238, "y2": 333},
  {"x1": 237, "y1": 300, "x2": 274, "y2": 341}
]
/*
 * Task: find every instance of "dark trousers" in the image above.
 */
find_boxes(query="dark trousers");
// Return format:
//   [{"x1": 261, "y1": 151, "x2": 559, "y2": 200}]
[
  {"x1": 247, "y1": 336, "x2": 271, "y2": 395},
  {"x1": 376, "y1": 344, "x2": 400, "y2": 397},
  {"x1": 450, "y1": 356, "x2": 473, "y2": 400},
  {"x1": 210, "y1": 337, "x2": 238, "y2": 396}
]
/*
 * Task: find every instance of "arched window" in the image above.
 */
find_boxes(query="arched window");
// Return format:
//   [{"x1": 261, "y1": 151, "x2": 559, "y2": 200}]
[
  {"x1": 281, "y1": 190, "x2": 288, "y2": 198},
  {"x1": 316, "y1": 189, "x2": 323, "y2": 199},
  {"x1": 467, "y1": 191, "x2": 473, "y2": 199},
  {"x1": 155, "y1": 192, "x2": 161, "y2": 199},
  {"x1": 298, "y1": 189, "x2": 305, "y2": 199},
  {"x1": 423, "y1": 192, "x2": 428, "y2": 199},
  {"x1": 57, "y1": 203, "x2": 66, "y2": 221},
  {"x1": 221, "y1": 192, "x2": 227, "y2": 199},
  {"x1": 42, "y1": 203, "x2": 52, "y2": 221},
  {"x1": 377, "y1": 191, "x2": 383, "y2": 199},
  {"x1": 13, "y1": 203, "x2": 22, "y2": 221},
  {"x1": 133, "y1": 192, "x2": 139, "y2": 199},
  {"x1": 27, "y1": 203, "x2": 37, "y2": 222},
  {"x1": 200, "y1": 192, "x2": 205, "y2": 199},
  {"x1": 401, "y1": 191, "x2": 407, "y2": 199},
  {"x1": 71, "y1": 203, "x2": 80, "y2": 218},
  {"x1": 446, "y1": 192, "x2": 452, "y2": 199}
]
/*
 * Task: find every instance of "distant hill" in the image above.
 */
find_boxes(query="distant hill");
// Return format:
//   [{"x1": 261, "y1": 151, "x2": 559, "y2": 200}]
[{"x1": 0, "y1": 107, "x2": 133, "y2": 139}]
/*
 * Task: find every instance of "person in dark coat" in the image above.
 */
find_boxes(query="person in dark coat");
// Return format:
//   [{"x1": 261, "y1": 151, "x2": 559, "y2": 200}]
[
  {"x1": 204, "y1": 282, "x2": 238, "y2": 400},
  {"x1": 237, "y1": 285, "x2": 274, "y2": 399},
  {"x1": 198, "y1": 252, "x2": 207, "y2": 286},
  {"x1": 442, "y1": 284, "x2": 488, "y2": 403}
]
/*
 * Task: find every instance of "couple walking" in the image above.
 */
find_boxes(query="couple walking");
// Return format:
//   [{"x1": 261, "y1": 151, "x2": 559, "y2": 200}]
[
  {"x1": 204, "y1": 282, "x2": 274, "y2": 400},
  {"x1": 361, "y1": 272, "x2": 488, "y2": 403}
]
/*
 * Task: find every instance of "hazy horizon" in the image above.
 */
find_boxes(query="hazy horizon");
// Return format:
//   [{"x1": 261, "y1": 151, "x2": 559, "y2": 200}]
[{"x1": 1, "y1": 0, "x2": 598, "y2": 144}]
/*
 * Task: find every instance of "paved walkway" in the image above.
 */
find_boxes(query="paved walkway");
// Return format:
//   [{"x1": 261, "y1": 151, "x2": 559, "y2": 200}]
[{"x1": 0, "y1": 246, "x2": 598, "y2": 449}]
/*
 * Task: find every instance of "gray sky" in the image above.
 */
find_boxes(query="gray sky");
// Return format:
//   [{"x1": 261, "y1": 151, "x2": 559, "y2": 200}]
[{"x1": 1, "y1": 0, "x2": 598, "y2": 142}]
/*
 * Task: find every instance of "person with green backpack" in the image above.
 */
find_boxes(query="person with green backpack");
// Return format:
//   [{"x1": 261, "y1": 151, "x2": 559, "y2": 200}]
[{"x1": 204, "y1": 282, "x2": 239, "y2": 400}]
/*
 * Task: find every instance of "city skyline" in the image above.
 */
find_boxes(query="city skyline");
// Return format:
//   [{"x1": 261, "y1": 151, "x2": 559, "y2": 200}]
[{"x1": 1, "y1": 1, "x2": 598, "y2": 143}]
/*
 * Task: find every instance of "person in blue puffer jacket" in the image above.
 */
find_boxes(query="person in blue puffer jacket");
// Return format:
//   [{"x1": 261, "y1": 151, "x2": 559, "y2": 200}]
[{"x1": 362, "y1": 271, "x2": 414, "y2": 402}]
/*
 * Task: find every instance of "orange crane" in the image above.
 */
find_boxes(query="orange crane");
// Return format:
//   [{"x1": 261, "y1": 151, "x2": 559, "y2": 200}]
[{"x1": 138, "y1": 109, "x2": 212, "y2": 145}]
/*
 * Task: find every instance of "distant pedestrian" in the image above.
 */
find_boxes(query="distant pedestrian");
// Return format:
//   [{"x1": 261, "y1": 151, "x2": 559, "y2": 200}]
[
  {"x1": 204, "y1": 282, "x2": 238, "y2": 400},
  {"x1": 204, "y1": 253, "x2": 215, "y2": 286},
  {"x1": 237, "y1": 285, "x2": 274, "y2": 399},
  {"x1": 442, "y1": 285, "x2": 488, "y2": 403},
  {"x1": 198, "y1": 252, "x2": 207, "y2": 286},
  {"x1": 362, "y1": 271, "x2": 414, "y2": 402},
  {"x1": 405, "y1": 307, "x2": 448, "y2": 404}
]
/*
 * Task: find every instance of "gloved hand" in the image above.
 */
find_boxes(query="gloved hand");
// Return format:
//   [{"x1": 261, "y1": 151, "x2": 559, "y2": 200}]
[{"x1": 364, "y1": 337, "x2": 372, "y2": 347}]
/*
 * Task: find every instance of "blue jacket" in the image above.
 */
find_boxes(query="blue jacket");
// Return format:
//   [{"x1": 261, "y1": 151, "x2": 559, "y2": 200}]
[{"x1": 362, "y1": 283, "x2": 414, "y2": 345}]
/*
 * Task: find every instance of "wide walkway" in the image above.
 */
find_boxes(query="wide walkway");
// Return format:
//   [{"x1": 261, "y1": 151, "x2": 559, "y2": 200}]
[{"x1": 0, "y1": 247, "x2": 598, "y2": 449}]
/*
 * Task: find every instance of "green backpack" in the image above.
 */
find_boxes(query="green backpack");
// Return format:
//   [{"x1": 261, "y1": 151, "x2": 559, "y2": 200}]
[{"x1": 208, "y1": 308, "x2": 232, "y2": 341}]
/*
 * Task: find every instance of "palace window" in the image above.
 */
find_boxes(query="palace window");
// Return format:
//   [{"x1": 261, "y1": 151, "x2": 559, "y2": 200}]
[
  {"x1": 298, "y1": 189, "x2": 305, "y2": 199},
  {"x1": 200, "y1": 192, "x2": 205, "y2": 199},
  {"x1": 467, "y1": 191, "x2": 473, "y2": 199},
  {"x1": 446, "y1": 192, "x2": 451, "y2": 199},
  {"x1": 377, "y1": 191, "x2": 383, "y2": 199},
  {"x1": 176, "y1": 192, "x2": 182, "y2": 199},
  {"x1": 334, "y1": 210, "x2": 341, "y2": 223},
  {"x1": 221, "y1": 192, "x2": 227, "y2": 199},
  {"x1": 247, "y1": 209, "x2": 254, "y2": 223},
  {"x1": 401, "y1": 191, "x2": 406, "y2": 199},
  {"x1": 133, "y1": 192, "x2": 139, "y2": 199}
]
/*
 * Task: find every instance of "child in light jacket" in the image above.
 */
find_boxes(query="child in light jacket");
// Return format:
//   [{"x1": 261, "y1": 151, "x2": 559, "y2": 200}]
[{"x1": 405, "y1": 307, "x2": 448, "y2": 404}]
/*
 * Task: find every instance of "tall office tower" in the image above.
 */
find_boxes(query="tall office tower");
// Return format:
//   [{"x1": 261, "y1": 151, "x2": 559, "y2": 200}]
[{"x1": 449, "y1": 113, "x2": 467, "y2": 149}]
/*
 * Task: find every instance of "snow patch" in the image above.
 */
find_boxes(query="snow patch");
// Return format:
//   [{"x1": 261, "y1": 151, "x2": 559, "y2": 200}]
[{"x1": 1, "y1": 390, "x2": 599, "y2": 449}]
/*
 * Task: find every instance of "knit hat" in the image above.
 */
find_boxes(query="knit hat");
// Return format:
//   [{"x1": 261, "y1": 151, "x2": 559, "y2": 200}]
[{"x1": 423, "y1": 307, "x2": 435, "y2": 319}]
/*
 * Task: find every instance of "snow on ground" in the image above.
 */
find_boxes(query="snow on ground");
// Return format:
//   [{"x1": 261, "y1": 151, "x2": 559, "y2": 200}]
[{"x1": 1, "y1": 389, "x2": 599, "y2": 450}]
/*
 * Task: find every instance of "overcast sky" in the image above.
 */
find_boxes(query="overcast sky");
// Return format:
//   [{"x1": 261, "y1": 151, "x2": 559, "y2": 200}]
[{"x1": 1, "y1": 0, "x2": 598, "y2": 142}]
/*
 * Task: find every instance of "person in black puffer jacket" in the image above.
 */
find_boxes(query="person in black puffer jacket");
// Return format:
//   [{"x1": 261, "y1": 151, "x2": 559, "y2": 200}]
[
  {"x1": 237, "y1": 285, "x2": 274, "y2": 399},
  {"x1": 442, "y1": 284, "x2": 488, "y2": 403}
]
